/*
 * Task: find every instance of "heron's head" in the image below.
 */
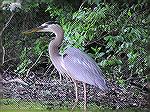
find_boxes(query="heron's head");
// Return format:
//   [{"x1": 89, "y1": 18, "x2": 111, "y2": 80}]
[{"x1": 22, "y1": 21, "x2": 61, "y2": 34}]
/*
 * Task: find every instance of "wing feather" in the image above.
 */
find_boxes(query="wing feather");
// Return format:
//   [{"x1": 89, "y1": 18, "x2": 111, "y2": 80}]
[{"x1": 63, "y1": 47, "x2": 108, "y2": 90}]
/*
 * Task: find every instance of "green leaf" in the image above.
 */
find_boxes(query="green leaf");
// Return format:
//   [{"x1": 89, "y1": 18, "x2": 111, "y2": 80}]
[{"x1": 128, "y1": 9, "x2": 132, "y2": 17}]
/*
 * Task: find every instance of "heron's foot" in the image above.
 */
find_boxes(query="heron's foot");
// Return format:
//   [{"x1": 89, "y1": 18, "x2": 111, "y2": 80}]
[{"x1": 71, "y1": 99, "x2": 78, "y2": 112}]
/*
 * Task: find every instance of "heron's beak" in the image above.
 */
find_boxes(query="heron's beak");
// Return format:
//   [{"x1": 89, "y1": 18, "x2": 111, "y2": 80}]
[{"x1": 22, "y1": 26, "x2": 44, "y2": 35}]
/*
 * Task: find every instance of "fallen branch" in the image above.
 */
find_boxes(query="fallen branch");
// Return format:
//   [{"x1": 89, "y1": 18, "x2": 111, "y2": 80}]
[{"x1": 2, "y1": 78, "x2": 28, "y2": 86}]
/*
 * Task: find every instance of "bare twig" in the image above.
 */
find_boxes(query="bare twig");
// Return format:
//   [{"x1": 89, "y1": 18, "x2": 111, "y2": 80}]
[
  {"x1": 0, "y1": 13, "x2": 15, "y2": 36},
  {"x1": 2, "y1": 78, "x2": 28, "y2": 86},
  {"x1": 43, "y1": 63, "x2": 53, "y2": 76},
  {"x1": 79, "y1": 1, "x2": 86, "y2": 10},
  {"x1": 26, "y1": 52, "x2": 43, "y2": 77},
  {"x1": 2, "y1": 65, "x2": 13, "y2": 75},
  {"x1": 3, "y1": 58, "x2": 17, "y2": 64},
  {"x1": 84, "y1": 37, "x2": 107, "y2": 47}
]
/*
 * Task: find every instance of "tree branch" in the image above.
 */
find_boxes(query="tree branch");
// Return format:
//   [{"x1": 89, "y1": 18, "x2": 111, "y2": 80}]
[{"x1": 0, "y1": 12, "x2": 15, "y2": 67}]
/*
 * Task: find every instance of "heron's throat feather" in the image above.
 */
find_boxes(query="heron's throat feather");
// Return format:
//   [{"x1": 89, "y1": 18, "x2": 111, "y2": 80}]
[
  {"x1": 49, "y1": 27, "x2": 63, "y2": 55},
  {"x1": 48, "y1": 24, "x2": 64, "y2": 72}
]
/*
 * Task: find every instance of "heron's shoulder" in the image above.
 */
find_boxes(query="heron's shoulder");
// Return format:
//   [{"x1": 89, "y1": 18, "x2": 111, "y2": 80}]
[
  {"x1": 63, "y1": 47, "x2": 82, "y2": 56},
  {"x1": 63, "y1": 47, "x2": 94, "y2": 62},
  {"x1": 65, "y1": 47, "x2": 81, "y2": 53}
]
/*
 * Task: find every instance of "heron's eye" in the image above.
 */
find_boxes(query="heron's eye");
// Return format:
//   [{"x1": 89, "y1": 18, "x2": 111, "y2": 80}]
[
  {"x1": 44, "y1": 25, "x2": 49, "y2": 28},
  {"x1": 46, "y1": 21, "x2": 58, "y2": 25},
  {"x1": 51, "y1": 37, "x2": 55, "y2": 41}
]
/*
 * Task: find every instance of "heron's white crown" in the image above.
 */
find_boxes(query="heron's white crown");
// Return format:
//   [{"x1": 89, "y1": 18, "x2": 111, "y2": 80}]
[{"x1": 37, "y1": 21, "x2": 60, "y2": 32}]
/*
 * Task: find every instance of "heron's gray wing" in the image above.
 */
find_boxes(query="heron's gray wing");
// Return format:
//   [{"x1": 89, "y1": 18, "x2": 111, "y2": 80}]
[{"x1": 63, "y1": 47, "x2": 108, "y2": 90}]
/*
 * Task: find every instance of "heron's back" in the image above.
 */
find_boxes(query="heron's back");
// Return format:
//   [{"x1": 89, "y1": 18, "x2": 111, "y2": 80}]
[{"x1": 62, "y1": 47, "x2": 108, "y2": 91}]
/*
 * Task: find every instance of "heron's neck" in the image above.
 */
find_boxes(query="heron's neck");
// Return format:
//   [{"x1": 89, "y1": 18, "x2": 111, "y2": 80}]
[{"x1": 49, "y1": 26, "x2": 64, "y2": 59}]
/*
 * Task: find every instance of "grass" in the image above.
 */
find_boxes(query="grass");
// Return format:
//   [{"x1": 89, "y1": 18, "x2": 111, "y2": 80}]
[{"x1": 0, "y1": 98, "x2": 148, "y2": 112}]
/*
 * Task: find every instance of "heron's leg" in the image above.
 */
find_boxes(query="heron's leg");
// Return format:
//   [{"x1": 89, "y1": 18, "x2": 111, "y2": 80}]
[
  {"x1": 83, "y1": 82, "x2": 87, "y2": 112},
  {"x1": 71, "y1": 79, "x2": 78, "y2": 112},
  {"x1": 59, "y1": 73, "x2": 62, "y2": 81}
]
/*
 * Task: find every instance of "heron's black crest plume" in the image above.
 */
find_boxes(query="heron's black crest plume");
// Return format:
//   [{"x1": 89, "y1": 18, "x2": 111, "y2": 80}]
[{"x1": 45, "y1": 21, "x2": 60, "y2": 25}]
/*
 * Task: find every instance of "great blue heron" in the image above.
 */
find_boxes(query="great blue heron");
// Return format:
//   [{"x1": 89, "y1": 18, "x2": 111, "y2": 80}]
[{"x1": 23, "y1": 21, "x2": 108, "y2": 112}]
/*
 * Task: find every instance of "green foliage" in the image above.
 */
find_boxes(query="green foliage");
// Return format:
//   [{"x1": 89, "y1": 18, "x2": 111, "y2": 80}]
[
  {"x1": 33, "y1": 37, "x2": 48, "y2": 55},
  {"x1": 15, "y1": 47, "x2": 31, "y2": 74},
  {"x1": 7, "y1": 0, "x2": 148, "y2": 87},
  {"x1": 57, "y1": 4, "x2": 112, "y2": 52},
  {"x1": 90, "y1": 46, "x2": 102, "y2": 60},
  {"x1": 14, "y1": 36, "x2": 49, "y2": 74},
  {"x1": 1, "y1": 98, "x2": 147, "y2": 112},
  {"x1": 58, "y1": 2, "x2": 148, "y2": 87},
  {"x1": 85, "y1": 0, "x2": 102, "y2": 5}
]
